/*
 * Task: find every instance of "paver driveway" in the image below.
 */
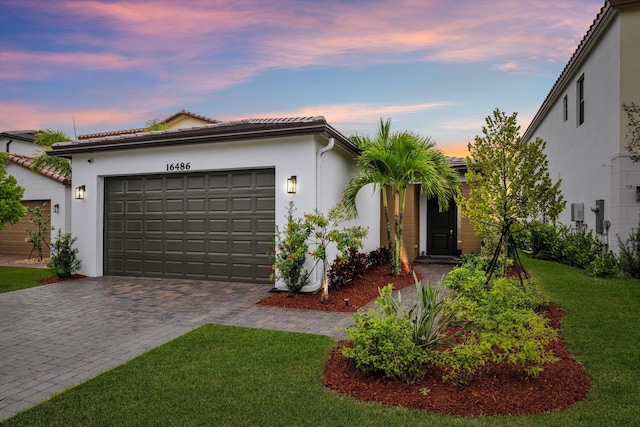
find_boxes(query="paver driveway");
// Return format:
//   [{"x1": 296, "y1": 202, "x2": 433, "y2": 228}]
[{"x1": 0, "y1": 263, "x2": 452, "y2": 421}]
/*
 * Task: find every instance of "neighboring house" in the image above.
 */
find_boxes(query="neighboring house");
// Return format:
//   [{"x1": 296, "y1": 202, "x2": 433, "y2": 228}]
[
  {"x1": 0, "y1": 131, "x2": 72, "y2": 257},
  {"x1": 521, "y1": 0, "x2": 640, "y2": 252},
  {"x1": 51, "y1": 116, "x2": 382, "y2": 291},
  {"x1": 77, "y1": 109, "x2": 220, "y2": 140}
]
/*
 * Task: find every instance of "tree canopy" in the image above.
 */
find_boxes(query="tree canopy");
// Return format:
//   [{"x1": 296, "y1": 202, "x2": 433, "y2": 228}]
[
  {"x1": 0, "y1": 152, "x2": 27, "y2": 230},
  {"x1": 458, "y1": 108, "x2": 565, "y2": 242}
]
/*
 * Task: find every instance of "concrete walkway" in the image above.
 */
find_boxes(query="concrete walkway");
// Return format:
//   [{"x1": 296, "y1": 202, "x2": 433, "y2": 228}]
[{"x1": 0, "y1": 263, "x2": 453, "y2": 421}]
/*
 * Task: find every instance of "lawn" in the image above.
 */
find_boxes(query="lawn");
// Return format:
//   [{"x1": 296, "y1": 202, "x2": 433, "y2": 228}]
[
  {"x1": 0, "y1": 266, "x2": 54, "y2": 293},
  {"x1": 2, "y1": 256, "x2": 639, "y2": 426}
]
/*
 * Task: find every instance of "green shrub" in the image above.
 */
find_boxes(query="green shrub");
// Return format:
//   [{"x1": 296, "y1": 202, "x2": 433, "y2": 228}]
[
  {"x1": 25, "y1": 204, "x2": 49, "y2": 261},
  {"x1": 562, "y1": 228, "x2": 601, "y2": 269},
  {"x1": 442, "y1": 258, "x2": 557, "y2": 383},
  {"x1": 588, "y1": 253, "x2": 620, "y2": 278},
  {"x1": 618, "y1": 216, "x2": 640, "y2": 279},
  {"x1": 341, "y1": 285, "x2": 427, "y2": 384},
  {"x1": 269, "y1": 202, "x2": 311, "y2": 294},
  {"x1": 48, "y1": 229, "x2": 81, "y2": 277}
]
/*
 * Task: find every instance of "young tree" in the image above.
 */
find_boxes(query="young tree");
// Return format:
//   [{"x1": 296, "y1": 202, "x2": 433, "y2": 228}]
[
  {"x1": 458, "y1": 109, "x2": 565, "y2": 279},
  {"x1": 623, "y1": 103, "x2": 640, "y2": 162},
  {"x1": 0, "y1": 152, "x2": 27, "y2": 229},
  {"x1": 344, "y1": 118, "x2": 460, "y2": 275},
  {"x1": 32, "y1": 129, "x2": 72, "y2": 181}
]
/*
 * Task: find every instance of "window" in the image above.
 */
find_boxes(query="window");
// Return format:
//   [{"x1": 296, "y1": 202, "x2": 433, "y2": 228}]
[
  {"x1": 577, "y1": 74, "x2": 585, "y2": 126},
  {"x1": 563, "y1": 95, "x2": 568, "y2": 122}
]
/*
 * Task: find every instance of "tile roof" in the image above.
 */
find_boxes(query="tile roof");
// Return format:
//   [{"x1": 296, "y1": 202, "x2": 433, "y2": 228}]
[
  {"x1": 77, "y1": 109, "x2": 220, "y2": 140},
  {"x1": 52, "y1": 116, "x2": 359, "y2": 157},
  {"x1": 446, "y1": 156, "x2": 467, "y2": 169},
  {"x1": 7, "y1": 153, "x2": 69, "y2": 184}
]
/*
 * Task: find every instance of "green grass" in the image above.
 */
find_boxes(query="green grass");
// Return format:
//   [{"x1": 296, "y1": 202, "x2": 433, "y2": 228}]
[
  {"x1": 0, "y1": 266, "x2": 54, "y2": 293},
  {"x1": 2, "y1": 257, "x2": 639, "y2": 426}
]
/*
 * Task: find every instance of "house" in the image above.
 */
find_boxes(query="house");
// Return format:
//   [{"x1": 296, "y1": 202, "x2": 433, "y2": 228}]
[
  {"x1": 521, "y1": 0, "x2": 640, "y2": 251},
  {"x1": 0, "y1": 130, "x2": 71, "y2": 257},
  {"x1": 51, "y1": 116, "x2": 382, "y2": 291}
]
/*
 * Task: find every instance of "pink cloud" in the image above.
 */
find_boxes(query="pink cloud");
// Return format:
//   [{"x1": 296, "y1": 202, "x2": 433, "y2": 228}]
[
  {"x1": 0, "y1": 102, "x2": 153, "y2": 136},
  {"x1": 0, "y1": 50, "x2": 141, "y2": 81},
  {"x1": 248, "y1": 101, "x2": 454, "y2": 125}
]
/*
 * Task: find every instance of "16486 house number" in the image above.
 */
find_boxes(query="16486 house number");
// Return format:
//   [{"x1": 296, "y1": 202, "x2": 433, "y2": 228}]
[{"x1": 166, "y1": 162, "x2": 191, "y2": 171}]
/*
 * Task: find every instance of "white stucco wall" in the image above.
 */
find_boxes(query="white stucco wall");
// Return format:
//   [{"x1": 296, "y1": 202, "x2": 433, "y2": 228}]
[
  {"x1": 70, "y1": 133, "x2": 379, "y2": 291},
  {"x1": 525, "y1": 11, "x2": 640, "y2": 252},
  {"x1": 1, "y1": 138, "x2": 38, "y2": 156}
]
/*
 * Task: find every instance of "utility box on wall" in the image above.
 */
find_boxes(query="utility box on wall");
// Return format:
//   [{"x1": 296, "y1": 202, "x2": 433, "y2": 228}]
[
  {"x1": 571, "y1": 203, "x2": 584, "y2": 222},
  {"x1": 637, "y1": 186, "x2": 640, "y2": 202}
]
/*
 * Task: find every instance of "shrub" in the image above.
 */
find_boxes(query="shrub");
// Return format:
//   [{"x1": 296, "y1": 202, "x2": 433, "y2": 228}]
[
  {"x1": 561, "y1": 228, "x2": 601, "y2": 269},
  {"x1": 366, "y1": 247, "x2": 390, "y2": 267},
  {"x1": 441, "y1": 258, "x2": 557, "y2": 383},
  {"x1": 269, "y1": 202, "x2": 311, "y2": 294},
  {"x1": 48, "y1": 229, "x2": 81, "y2": 277},
  {"x1": 341, "y1": 285, "x2": 428, "y2": 384},
  {"x1": 588, "y1": 253, "x2": 620, "y2": 278},
  {"x1": 618, "y1": 216, "x2": 640, "y2": 279},
  {"x1": 328, "y1": 248, "x2": 368, "y2": 290}
]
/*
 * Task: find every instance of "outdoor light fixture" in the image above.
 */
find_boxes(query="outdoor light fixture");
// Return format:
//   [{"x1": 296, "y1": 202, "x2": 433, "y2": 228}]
[
  {"x1": 53, "y1": 204, "x2": 59, "y2": 213},
  {"x1": 287, "y1": 176, "x2": 297, "y2": 194},
  {"x1": 75, "y1": 185, "x2": 86, "y2": 200}
]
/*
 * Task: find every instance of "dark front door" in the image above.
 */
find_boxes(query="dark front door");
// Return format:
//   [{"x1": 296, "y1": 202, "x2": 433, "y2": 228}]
[{"x1": 427, "y1": 197, "x2": 457, "y2": 256}]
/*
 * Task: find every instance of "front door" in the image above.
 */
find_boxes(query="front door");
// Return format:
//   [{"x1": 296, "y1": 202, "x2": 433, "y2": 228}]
[{"x1": 427, "y1": 197, "x2": 457, "y2": 256}]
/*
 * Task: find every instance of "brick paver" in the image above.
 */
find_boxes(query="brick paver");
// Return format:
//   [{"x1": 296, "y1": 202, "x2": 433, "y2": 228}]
[{"x1": 0, "y1": 263, "x2": 452, "y2": 421}]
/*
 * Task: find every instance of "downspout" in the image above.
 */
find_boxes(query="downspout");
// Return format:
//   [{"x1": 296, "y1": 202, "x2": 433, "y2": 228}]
[
  {"x1": 315, "y1": 136, "x2": 335, "y2": 211},
  {"x1": 315, "y1": 136, "x2": 335, "y2": 298}
]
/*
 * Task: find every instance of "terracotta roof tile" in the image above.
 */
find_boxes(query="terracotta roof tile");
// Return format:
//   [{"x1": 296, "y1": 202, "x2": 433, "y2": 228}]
[{"x1": 7, "y1": 153, "x2": 69, "y2": 184}]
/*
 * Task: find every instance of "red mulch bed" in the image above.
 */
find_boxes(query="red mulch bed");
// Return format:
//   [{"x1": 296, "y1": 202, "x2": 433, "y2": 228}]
[
  {"x1": 39, "y1": 274, "x2": 87, "y2": 284},
  {"x1": 258, "y1": 263, "x2": 590, "y2": 416}
]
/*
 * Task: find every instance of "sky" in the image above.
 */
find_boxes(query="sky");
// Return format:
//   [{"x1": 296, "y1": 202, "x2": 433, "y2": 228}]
[{"x1": 0, "y1": 0, "x2": 605, "y2": 157}]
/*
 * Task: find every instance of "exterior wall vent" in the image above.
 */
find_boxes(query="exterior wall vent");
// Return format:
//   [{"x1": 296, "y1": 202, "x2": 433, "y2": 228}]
[{"x1": 571, "y1": 203, "x2": 584, "y2": 222}]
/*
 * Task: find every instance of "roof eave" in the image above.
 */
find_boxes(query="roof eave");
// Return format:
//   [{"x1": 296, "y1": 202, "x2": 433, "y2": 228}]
[{"x1": 52, "y1": 122, "x2": 358, "y2": 158}]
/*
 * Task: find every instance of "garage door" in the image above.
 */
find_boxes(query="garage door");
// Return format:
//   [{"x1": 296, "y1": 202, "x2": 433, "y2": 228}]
[
  {"x1": 104, "y1": 169, "x2": 275, "y2": 283},
  {"x1": 0, "y1": 200, "x2": 51, "y2": 257}
]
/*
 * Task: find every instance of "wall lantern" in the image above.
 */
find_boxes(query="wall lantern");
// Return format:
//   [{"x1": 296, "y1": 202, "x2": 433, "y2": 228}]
[
  {"x1": 53, "y1": 204, "x2": 59, "y2": 213},
  {"x1": 75, "y1": 185, "x2": 86, "y2": 200},
  {"x1": 287, "y1": 176, "x2": 297, "y2": 194}
]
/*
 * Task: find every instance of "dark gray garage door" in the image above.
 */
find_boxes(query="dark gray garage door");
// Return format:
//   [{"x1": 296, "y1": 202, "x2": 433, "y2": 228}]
[{"x1": 104, "y1": 168, "x2": 275, "y2": 283}]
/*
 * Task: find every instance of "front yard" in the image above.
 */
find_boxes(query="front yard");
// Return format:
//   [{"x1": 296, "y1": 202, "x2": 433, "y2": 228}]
[{"x1": 1, "y1": 256, "x2": 639, "y2": 426}]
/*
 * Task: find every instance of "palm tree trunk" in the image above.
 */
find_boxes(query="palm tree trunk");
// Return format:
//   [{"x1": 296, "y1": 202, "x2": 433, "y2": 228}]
[{"x1": 382, "y1": 187, "x2": 393, "y2": 255}]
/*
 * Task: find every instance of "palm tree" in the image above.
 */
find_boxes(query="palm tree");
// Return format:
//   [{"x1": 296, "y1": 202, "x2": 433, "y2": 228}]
[
  {"x1": 32, "y1": 129, "x2": 72, "y2": 181},
  {"x1": 344, "y1": 118, "x2": 460, "y2": 275}
]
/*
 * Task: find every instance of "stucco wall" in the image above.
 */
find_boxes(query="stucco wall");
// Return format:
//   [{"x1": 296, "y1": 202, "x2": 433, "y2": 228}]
[{"x1": 524, "y1": 10, "x2": 640, "y2": 251}]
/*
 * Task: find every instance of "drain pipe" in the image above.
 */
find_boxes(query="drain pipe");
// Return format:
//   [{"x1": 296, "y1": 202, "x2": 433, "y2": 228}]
[
  {"x1": 315, "y1": 136, "x2": 335, "y2": 293},
  {"x1": 315, "y1": 136, "x2": 335, "y2": 211}
]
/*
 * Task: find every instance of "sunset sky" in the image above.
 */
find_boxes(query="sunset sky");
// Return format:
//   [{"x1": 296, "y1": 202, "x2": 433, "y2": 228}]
[{"x1": 0, "y1": 0, "x2": 605, "y2": 156}]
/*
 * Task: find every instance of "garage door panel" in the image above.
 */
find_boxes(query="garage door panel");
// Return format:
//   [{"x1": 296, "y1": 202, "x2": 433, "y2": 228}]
[
  {"x1": 105, "y1": 169, "x2": 274, "y2": 283},
  {"x1": 145, "y1": 200, "x2": 163, "y2": 213}
]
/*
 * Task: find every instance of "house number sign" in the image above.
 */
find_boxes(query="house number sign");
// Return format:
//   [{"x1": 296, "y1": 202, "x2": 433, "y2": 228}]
[{"x1": 166, "y1": 162, "x2": 191, "y2": 171}]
